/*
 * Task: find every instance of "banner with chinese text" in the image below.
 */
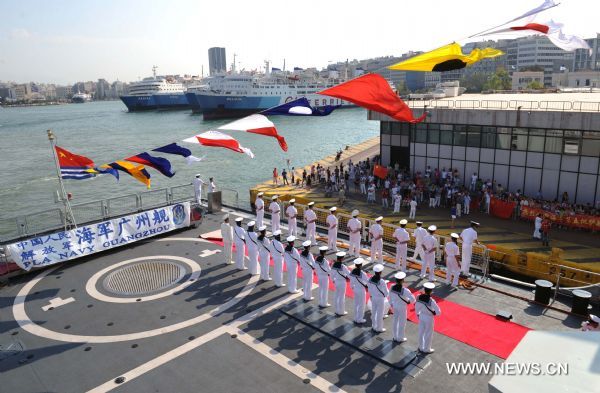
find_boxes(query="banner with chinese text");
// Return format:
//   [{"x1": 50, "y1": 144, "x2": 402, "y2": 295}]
[
  {"x1": 490, "y1": 197, "x2": 516, "y2": 219},
  {"x1": 7, "y1": 202, "x2": 190, "y2": 271},
  {"x1": 520, "y1": 206, "x2": 600, "y2": 231}
]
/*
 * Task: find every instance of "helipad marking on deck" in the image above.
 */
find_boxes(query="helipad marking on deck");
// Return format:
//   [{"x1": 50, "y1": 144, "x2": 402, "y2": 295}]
[
  {"x1": 85, "y1": 255, "x2": 201, "y2": 304},
  {"x1": 41, "y1": 297, "x2": 75, "y2": 311},
  {"x1": 199, "y1": 249, "x2": 221, "y2": 258},
  {"x1": 12, "y1": 238, "x2": 259, "y2": 343}
]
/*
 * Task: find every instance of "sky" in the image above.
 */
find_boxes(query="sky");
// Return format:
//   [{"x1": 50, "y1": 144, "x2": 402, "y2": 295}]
[{"x1": 0, "y1": 0, "x2": 598, "y2": 84}]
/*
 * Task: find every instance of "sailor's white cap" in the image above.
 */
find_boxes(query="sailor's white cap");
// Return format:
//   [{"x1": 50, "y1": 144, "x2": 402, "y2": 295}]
[
  {"x1": 302, "y1": 240, "x2": 312, "y2": 247},
  {"x1": 428, "y1": 225, "x2": 437, "y2": 231},
  {"x1": 196, "y1": 174, "x2": 201, "y2": 177},
  {"x1": 258, "y1": 225, "x2": 267, "y2": 231},
  {"x1": 395, "y1": 272, "x2": 407, "y2": 280},
  {"x1": 399, "y1": 219, "x2": 408, "y2": 225},
  {"x1": 257, "y1": 192, "x2": 264, "y2": 197},
  {"x1": 273, "y1": 230, "x2": 282, "y2": 236},
  {"x1": 235, "y1": 217, "x2": 243, "y2": 222},
  {"x1": 247, "y1": 221, "x2": 255, "y2": 227},
  {"x1": 329, "y1": 206, "x2": 337, "y2": 212},
  {"x1": 286, "y1": 235, "x2": 296, "y2": 242},
  {"x1": 351, "y1": 210, "x2": 359, "y2": 217},
  {"x1": 416, "y1": 221, "x2": 423, "y2": 225},
  {"x1": 354, "y1": 257, "x2": 365, "y2": 265},
  {"x1": 272, "y1": 195, "x2": 278, "y2": 200},
  {"x1": 373, "y1": 264, "x2": 384, "y2": 273},
  {"x1": 423, "y1": 282, "x2": 435, "y2": 290},
  {"x1": 223, "y1": 214, "x2": 230, "y2": 220},
  {"x1": 289, "y1": 198, "x2": 296, "y2": 203},
  {"x1": 308, "y1": 202, "x2": 315, "y2": 207},
  {"x1": 319, "y1": 246, "x2": 329, "y2": 251},
  {"x1": 375, "y1": 216, "x2": 383, "y2": 222},
  {"x1": 451, "y1": 233, "x2": 459, "y2": 239},
  {"x1": 336, "y1": 251, "x2": 346, "y2": 258},
  {"x1": 471, "y1": 221, "x2": 480, "y2": 226},
  {"x1": 590, "y1": 314, "x2": 600, "y2": 323}
]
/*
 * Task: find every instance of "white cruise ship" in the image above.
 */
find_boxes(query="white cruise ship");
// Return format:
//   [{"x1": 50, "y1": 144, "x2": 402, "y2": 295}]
[{"x1": 120, "y1": 66, "x2": 190, "y2": 111}]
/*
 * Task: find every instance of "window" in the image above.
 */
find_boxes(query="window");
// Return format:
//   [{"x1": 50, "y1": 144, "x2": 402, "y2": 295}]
[
  {"x1": 415, "y1": 123, "x2": 427, "y2": 143},
  {"x1": 511, "y1": 128, "x2": 528, "y2": 150},
  {"x1": 381, "y1": 122, "x2": 391, "y2": 134},
  {"x1": 400, "y1": 123, "x2": 410, "y2": 136},
  {"x1": 454, "y1": 125, "x2": 467, "y2": 146},
  {"x1": 497, "y1": 127, "x2": 511, "y2": 149},
  {"x1": 391, "y1": 123, "x2": 402, "y2": 135},
  {"x1": 545, "y1": 129, "x2": 563, "y2": 153},
  {"x1": 564, "y1": 139, "x2": 580, "y2": 154},
  {"x1": 528, "y1": 129, "x2": 545, "y2": 152},
  {"x1": 428, "y1": 129, "x2": 440, "y2": 144},
  {"x1": 581, "y1": 132, "x2": 600, "y2": 156},
  {"x1": 467, "y1": 125, "x2": 481, "y2": 147}
]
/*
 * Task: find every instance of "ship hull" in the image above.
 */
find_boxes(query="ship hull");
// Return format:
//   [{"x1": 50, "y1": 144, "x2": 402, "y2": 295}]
[
  {"x1": 120, "y1": 95, "x2": 158, "y2": 111},
  {"x1": 154, "y1": 93, "x2": 191, "y2": 110},
  {"x1": 190, "y1": 94, "x2": 351, "y2": 119}
]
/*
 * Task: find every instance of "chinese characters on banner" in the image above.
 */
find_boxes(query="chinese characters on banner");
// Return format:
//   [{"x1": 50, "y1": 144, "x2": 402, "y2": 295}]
[
  {"x1": 520, "y1": 206, "x2": 600, "y2": 231},
  {"x1": 7, "y1": 203, "x2": 190, "y2": 271}
]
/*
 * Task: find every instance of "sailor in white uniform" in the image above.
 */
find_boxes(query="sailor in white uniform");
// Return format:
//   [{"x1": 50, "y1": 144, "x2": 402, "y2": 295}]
[
  {"x1": 270, "y1": 230, "x2": 285, "y2": 287},
  {"x1": 284, "y1": 236, "x2": 300, "y2": 293},
  {"x1": 326, "y1": 207, "x2": 339, "y2": 252},
  {"x1": 193, "y1": 174, "x2": 207, "y2": 205},
  {"x1": 413, "y1": 221, "x2": 427, "y2": 264},
  {"x1": 369, "y1": 216, "x2": 384, "y2": 264},
  {"x1": 304, "y1": 202, "x2": 318, "y2": 245},
  {"x1": 286, "y1": 199, "x2": 298, "y2": 237},
  {"x1": 349, "y1": 258, "x2": 369, "y2": 324},
  {"x1": 257, "y1": 225, "x2": 272, "y2": 281},
  {"x1": 299, "y1": 240, "x2": 316, "y2": 301},
  {"x1": 581, "y1": 314, "x2": 600, "y2": 332},
  {"x1": 269, "y1": 195, "x2": 281, "y2": 233},
  {"x1": 347, "y1": 210, "x2": 362, "y2": 257},
  {"x1": 444, "y1": 233, "x2": 461, "y2": 287},
  {"x1": 393, "y1": 219, "x2": 410, "y2": 271},
  {"x1": 255, "y1": 192, "x2": 265, "y2": 228},
  {"x1": 421, "y1": 225, "x2": 438, "y2": 281},
  {"x1": 233, "y1": 217, "x2": 247, "y2": 271},
  {"x1": 367, "y1": 264, "x2": 389, "y2": 333},
  {"x1": 389, "y1": 272, "x2": 416, "y2": 342},
  {"x1": 331, "y1": 251, "x2": 350, "y2": 316},
  {"x1": 220, "y1": 215, "x2": 233, "y2": 265},
  {"x1": 314, "y1": 246, "x2": 332, "y2": 308},
  {"x1": 459, "y1": 221, "x2": 480, "y2": 276},
  {"x1": 416, "y1": 282, "x2": 441, "y2": 353},
  {"x1": 246, "y1": 221, "x2": 260, "y2": 275}
]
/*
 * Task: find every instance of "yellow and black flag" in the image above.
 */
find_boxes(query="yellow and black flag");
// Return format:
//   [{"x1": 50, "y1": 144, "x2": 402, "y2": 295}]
[{"x1": 388, "y1": 43, "x2": 504, "y2": 72}]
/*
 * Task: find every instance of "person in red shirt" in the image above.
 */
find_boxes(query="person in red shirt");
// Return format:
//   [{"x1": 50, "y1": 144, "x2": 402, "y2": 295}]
[
  {"x1": 272, "y1": 168, "x2": 278, "y2": 186},
  {"x1": 541, "y1": 218, "x2": 551, "y2": 247}
]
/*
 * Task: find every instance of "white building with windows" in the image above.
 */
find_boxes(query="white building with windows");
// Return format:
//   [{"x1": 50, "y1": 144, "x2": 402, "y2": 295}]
[{"x1": 372, "y1": 92, "x2": 600, "y2": 204}]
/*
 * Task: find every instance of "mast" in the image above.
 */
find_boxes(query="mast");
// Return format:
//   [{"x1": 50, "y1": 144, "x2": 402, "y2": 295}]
[
  {"x1": 47, "y1": 130, "x2": 77, "y2": 231},
  {"x1": 152, "y1": 65, "x2": 158, "y2": 79}
]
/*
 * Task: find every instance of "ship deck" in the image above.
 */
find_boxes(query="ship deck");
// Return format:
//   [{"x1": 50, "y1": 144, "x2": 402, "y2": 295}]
[{"x1": 0, "y1": 208, "x2": 596, "y2": 393}]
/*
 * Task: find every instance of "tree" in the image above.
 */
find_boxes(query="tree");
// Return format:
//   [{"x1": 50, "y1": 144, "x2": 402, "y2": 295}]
[
  {"x1": 526, "y1": 80, "x2": 544, "y2": 90},
  {"x1": 460, "y1": 72, "x2": 488, "y2": 92},
  {"x1": 395, "y1": 81, "x2": 410, "y2": 95},
  {"x1": 484, "y1": 68, "x2": 511, "y2": 91}
]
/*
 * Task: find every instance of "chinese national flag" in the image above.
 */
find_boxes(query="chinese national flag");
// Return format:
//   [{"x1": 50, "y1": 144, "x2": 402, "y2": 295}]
[
  {"x1": 373, "y1": 165, "x2": 388, "y2": 179},
  {"x1": 55, "y1": 146, "x2": 94, "y2": 168},
  {"x1": 318, "y1": 73, "x2": 426, "y2": 123}
]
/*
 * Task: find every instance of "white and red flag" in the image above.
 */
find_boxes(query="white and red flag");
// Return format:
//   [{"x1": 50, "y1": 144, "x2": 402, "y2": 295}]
[
  {"x1": 183, "y1": 131, "x2": 254, "y2": 158},
  {"x1": 218, "y1": 114, "x2": 288, "y2": 152}
]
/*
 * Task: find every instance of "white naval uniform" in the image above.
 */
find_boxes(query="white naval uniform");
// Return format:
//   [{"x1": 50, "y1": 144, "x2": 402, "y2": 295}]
[
  {"x1": 284, "y1": 246, "x2": 301, "y2": 293},
  {"x1": 233, "y1": 225, "x2": 247, "y2": 270},
  {"x1": 421, "y1": 234, "x2": 438, "y2": 281},
  {"x1": 347, "y1": 218, "x2": 362, "y2": 257},
  {"x1": 326, "y1": 214, "x2": 338, "y2": 251},
  {"x1": 369, "y1": 223, "x2": 384, "y2": 264},
  {"x1": 299, "y1": 251, "x2": 315, "y2": 301},
  {"x1": 445, "y1": 241, "x2": 460, "y2": 286},
  {"x1": 255, "y1": 198, "x2": 265, "y2": 228},
  {"x1": 269, "y1": 201, "x2": 281, "y2": 233},
  {"x1": 409, "y1": 200, "x2": 417, "y2": 219},
  {"x1": 246, "y1": 231, "x2": 260, "y2": 275},
  {"x1": 533, "y1": 216, "x2": 542, "y2": 239},
  {"x1": 413, "y1": 227, "x2": 428, "y2": 262},
  {"x1": 393, "y1": 227, "x2": 410, "y2": 271},
  {"x1": 389, "y1": 285, "x2": 416, "y2": 342},
  {"x1": 416, "y1": 295, "x2": 441, "y2": 352},
  {"x1": 314, "y1": 256, "x2": 332, "y2": 307},
  {"x1": 193, "y1": 177, "x2": 205, "y2": 205},
  {"x1": 460, "y1": 227, "x2": 477, "y2": 275},
  {"x1": 393, "y1": 194, "x2": 401, "y2": 213},
  {"x1": 304, "y1": 209, "x2": 317, "y2": 245},
  {"x1": 367, "y1": 276, "x2": 389, "y2": 332},
  {"x1": 331, "y1": 263, "x2": 350, "y2": 315},
  {"x1": 258, "y1": 236, "x2": 272, "y2": 281},
  {"x1": 220, "y1": 222, "x2": 233, "y2": 264},
  {"x1": 349, "y1": 268, "x2": 369, "y2": 323},
  {"x1": 286, "y1": 205, "x2": 298, "y2": 237},
  {"x1": 270, "y1": 238, "x2": 285, "y2": 287}
]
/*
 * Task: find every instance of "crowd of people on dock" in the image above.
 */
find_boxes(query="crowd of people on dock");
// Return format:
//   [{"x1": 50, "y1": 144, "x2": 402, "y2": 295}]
[{"x1": 218, "y1": 196, "x2": 492, "y2": 352}]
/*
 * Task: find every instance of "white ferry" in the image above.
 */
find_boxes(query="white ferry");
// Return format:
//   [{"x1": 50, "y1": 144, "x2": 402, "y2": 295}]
[{"x1": 120, "y1": 66, "x2": 189, "y2": 111}]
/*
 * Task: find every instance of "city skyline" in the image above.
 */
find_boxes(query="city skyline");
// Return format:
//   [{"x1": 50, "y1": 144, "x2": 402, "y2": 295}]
[{"x1": 1, "y1": 0, "x2": 597, "y2": 84}]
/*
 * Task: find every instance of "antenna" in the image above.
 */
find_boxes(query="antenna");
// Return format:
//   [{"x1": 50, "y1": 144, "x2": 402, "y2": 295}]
[
  {"x1": 152, "y1": 65, "x2": 158, "y2": 78},
  {"x1": 232, "y1": 53, "x2": 237, "y2": 73}
]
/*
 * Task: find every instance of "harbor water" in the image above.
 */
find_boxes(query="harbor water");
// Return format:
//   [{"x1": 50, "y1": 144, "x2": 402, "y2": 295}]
[{"x1": 0, "y1": 101, "x2": 377, "y2": 223}]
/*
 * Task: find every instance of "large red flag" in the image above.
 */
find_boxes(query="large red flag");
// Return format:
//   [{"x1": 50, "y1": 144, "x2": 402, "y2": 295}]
[
  {"x1": 55, "y1": 146, "x2": 94, "y2": 168},
  {"x1": 183, "y1": 131, "x2": 254, "y2": 158},
  {"x1": 318, "y1": 74, "x2": 426, "y2": 123},
  {"x1": 373, "y1": 165, "x2": 388, "y2": 180},
  {"x1": 218, "y1": 114, "x2": 288, "y2": 152}
]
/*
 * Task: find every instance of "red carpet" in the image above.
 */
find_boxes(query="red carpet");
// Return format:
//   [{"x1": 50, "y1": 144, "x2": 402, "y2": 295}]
[{"x1": 208, "y1": 238, "x2": 530, "y2": 359}]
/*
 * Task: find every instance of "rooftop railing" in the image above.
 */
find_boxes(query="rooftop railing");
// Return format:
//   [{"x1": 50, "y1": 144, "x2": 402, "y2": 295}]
[{"x1": 405, "y1": 99, "x2": 600, "y2": 112}]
